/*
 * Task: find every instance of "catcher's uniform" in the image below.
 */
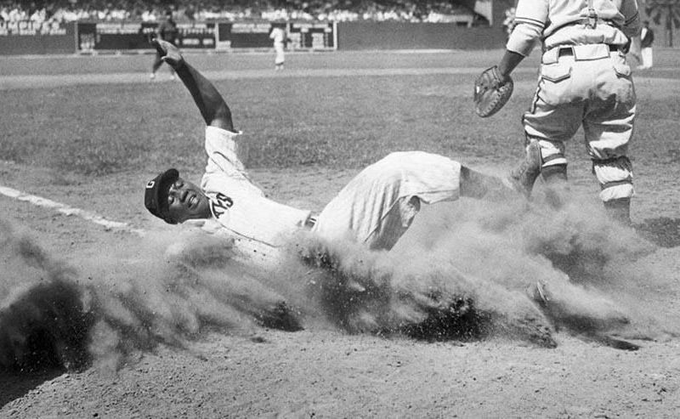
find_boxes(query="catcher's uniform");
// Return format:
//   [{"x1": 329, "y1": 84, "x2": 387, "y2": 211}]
[
  {"x1": 199, "y1": 127, "x2": 462, "y2": 252},
  {"x1": 508, "y1": 0, "x2": 641, "y2": 202}
]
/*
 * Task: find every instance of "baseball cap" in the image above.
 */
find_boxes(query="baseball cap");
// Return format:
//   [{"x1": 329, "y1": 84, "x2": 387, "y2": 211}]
[{"x1": 145, "y1": 168, "x2": 179, "y2": 224}]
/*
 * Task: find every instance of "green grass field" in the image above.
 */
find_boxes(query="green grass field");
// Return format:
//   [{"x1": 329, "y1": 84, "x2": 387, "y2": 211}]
[{"x1": 1, "y1": 49, "x2": 679, "y2": 185}]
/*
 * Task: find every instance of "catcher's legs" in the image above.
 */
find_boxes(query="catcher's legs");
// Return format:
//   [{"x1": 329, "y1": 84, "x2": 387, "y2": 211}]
[
  {"x1": 589, "y1": 154, "x2": 634, "y2": 225},
  {"x1": 536, "y1": 140, "x2": 570, "y2": 208},
  {"x1": 509, "y1": 138, "x2": 571, "y2": 207},
  {"x1": 508, "y1": 139, "x2": 542, "y2": 198},
  {"x1": 516, "y1": 60, "x2": 585, "y2": 203},
  {"x1": 517, "y1": 52, "x2": 636, "y2": 218},
  {"x1": 515, "y1": 102, "x2": 582, "y2": 204},
  {"x1": 583, "y1": 54, "x2": 636, "y2": 224}
]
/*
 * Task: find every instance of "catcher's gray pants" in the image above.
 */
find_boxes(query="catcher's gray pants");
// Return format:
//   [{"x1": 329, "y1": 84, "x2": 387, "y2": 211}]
[{"x1": 523, "y1": 44, "x2": 636, "y2": 202}]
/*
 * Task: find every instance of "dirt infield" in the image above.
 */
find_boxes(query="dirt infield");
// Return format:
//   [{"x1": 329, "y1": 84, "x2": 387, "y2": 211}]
[{"x1": 2, "y1": 50, "x2": 680, "y2": 418}]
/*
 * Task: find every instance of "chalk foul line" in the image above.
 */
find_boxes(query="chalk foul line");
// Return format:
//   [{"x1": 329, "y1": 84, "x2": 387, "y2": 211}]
[{"x1": 0, "y1": 184, "x2": 146, "y2": 237}]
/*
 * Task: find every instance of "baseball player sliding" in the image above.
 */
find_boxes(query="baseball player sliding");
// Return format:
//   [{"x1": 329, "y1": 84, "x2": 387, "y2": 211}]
[
  {"x1": 144, "y1": 39, "x2": 519, "y2": 253},
  {"x1": 143, "y1": 40, "x2": 639, "y2": 350},
  {"x1": 493, "y1": 0, "x2": 641, "y2": 225}
]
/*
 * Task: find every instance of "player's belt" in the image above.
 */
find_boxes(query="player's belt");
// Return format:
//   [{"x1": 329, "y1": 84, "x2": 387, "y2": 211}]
[
  {"x1": 543, "y1": 44, "x2": 619, "y2": 64},
  {"x1": 557, "y1": 44, "x2": 618, "y2": 57}
]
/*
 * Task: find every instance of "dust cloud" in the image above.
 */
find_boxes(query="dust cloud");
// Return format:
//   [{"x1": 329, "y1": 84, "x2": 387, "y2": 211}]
[
  {"x1": 291, "y1": 193, "x2": 679, "y2": 348},
  {"x1": 1, "y1": 192, "x2": 678, "y2": 372},
  {"x1": 0, "y1": 219, "x2": 92, "y2": 371},
  {"x1": 0, "y1": 220, "x2": 300, "y2": 373}
]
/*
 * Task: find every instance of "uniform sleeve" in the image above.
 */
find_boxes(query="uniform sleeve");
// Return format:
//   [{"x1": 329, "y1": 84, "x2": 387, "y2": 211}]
[
  {"x1": 202, "y1": 126, "x2": 264, "y2": 196},
  {"x1": 619, "y1": 0, "x2": 641, "y2": 39},
  {"x1": 204, "y1": 126, "x2": 248, "y2": 173},
  {"x1": 505, "y1": 0, "x2": 549, "y2": 56}
]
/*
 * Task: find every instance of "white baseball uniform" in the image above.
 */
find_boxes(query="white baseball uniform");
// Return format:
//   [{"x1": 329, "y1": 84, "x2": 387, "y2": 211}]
[
  {"x1": 201, "y1": 127, "x2": 312, "y2": 248},
  {"x1": 312, "y1": 151, "x2": 461, "y2": 251},
  {"x1": 269, "y1": 27, "x2": 286, "y2": 67},
  {"x1": 508, "y1": 0, "x2": 641, "y2": 202},
  {"x1": 639, "y1": 25, "x2": 654, "y2": 69},
  {"x1": 198, "y1": 127, "x2": 462, "y2": 252}
]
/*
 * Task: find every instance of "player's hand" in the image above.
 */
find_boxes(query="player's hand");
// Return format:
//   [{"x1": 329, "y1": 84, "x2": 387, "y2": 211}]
[{"x1": 151, "y1": 38, "x2": 183, "y2": 67}]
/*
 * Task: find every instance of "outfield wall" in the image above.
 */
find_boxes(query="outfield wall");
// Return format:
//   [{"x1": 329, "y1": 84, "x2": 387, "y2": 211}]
[
  {"x1": 0, "y1": 20, "x2": 340, "y2": 55},
  {"x1": 337, "y1": 0, "x2": 509, "y2": 50},
  {"x1": 336, "y1": 22, "x2": 505, "y2": 50},
  {"x1": 2, "y1": 0, "x2": 678, "y2": 56},
  {"x1": 0, "y1": 19, "x2": 509, "y2": 55},
  {"x1": 0, "y1": 20, "x2": 76, "y2": 55}
]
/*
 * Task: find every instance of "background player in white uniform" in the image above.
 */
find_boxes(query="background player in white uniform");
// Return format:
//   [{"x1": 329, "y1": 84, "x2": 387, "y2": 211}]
[
  {"x1": 638, "y1": 20, "x2": 654, "y2": 69},
  {"x1": 500, "y1": 0, "x2": 641, "y2": 225},
  {"x1": 269, "y1": 25, "x2": 287, "y2": 71},
  {"x1": 144, "y1": 40, "x2": 516, "y2": 253}
]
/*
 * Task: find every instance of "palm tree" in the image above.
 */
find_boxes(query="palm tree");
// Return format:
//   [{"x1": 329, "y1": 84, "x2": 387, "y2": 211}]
[{"x1": 644, "y1": 0, "x2": 680, "y2": 47}]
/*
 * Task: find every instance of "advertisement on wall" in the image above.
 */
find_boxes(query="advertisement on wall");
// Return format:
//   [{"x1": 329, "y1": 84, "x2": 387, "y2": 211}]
[
  {"x1": 92, "y1": 22, "x2": 149, "y2": 50},
  {"x1": 215, "y1": 21, "x2": 335, "y2": 50},
  {"x1": 0, "y1": 20, "x2": 68, "y2": 36},
  {"x1": 288, "y1": 22, "x2": 335, "y2": 50},
  {"x1": 74, "y1": 21, "x2": 218, "y2": 51},
  {"x1": 0, "y1": 20, "x2": 74, "y2": 54},
  {"x1": 0, "y1": 20, "x2": 337, "y2": 54},
  {"x1": 72, "y1": 21, "x2": 336, "y2": 52},
  {"x1": 176, "y1": 22, "x2": 216, "y2": 49}
]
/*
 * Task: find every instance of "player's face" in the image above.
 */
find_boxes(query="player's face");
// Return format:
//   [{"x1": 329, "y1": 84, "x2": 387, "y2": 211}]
[{"x1": 165, "y1": 177, "x2": 211, "y2": 223}]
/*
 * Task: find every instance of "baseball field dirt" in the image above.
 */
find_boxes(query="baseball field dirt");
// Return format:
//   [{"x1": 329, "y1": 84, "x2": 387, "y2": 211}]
[{"x1": 1, "y1": 49, "x2": 680, "y2": 417}]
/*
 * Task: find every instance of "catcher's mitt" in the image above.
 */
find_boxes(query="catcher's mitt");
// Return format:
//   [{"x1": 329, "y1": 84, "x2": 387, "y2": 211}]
[{"x1": 473, "y1": 66, "x2": 514, "y2": 118}]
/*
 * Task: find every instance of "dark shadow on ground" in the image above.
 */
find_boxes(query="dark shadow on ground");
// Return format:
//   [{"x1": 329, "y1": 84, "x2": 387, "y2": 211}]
[
  {"x1": 0, "y1": 368, "x2": 64, "y2": 408},
  {"x1": 635, "y1": 217, "x2": 680, "y2": 248}
]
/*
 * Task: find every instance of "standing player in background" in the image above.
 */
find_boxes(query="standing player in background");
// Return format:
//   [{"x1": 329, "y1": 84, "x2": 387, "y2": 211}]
[
  {"x1": 150, "y1": 10, "x2": 179, "y2": 80},
  {"x1": 498, "y1": 0, "x2": 641, "y2": 225},
  {"x1": 269, "y1": 24, "x2": 288, "y2": 71},
  {"x1": 638, "y1": 20, "x2": 654, "y2": 69}
]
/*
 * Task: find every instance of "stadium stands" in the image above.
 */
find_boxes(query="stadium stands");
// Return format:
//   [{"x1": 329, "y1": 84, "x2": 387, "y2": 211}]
[{"x1": 0, "y1": 0, "x2": 479, "y2": 24}]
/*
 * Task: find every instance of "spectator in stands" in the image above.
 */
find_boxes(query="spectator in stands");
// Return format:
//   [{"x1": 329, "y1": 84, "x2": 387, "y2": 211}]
[
  {"x1": 150, "y1": 9, "x2": 179, "y2": 80},
  {"x1": 141, "y1": 7, "x2": 155, "y2": 21},
  {"x1": 0, "y1": 0, "x2": 479, "y2": 24}
]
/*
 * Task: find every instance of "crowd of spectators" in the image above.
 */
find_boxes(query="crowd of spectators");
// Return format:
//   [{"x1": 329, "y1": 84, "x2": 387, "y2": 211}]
[{"x1": 0, "y1": 0, "x2": 481, "y2": 24}]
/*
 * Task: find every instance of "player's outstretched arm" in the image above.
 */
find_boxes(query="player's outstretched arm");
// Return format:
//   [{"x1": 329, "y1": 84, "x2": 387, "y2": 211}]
[{"x1": 152, "y1": 39, "x2": 234, "y2": 132}]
